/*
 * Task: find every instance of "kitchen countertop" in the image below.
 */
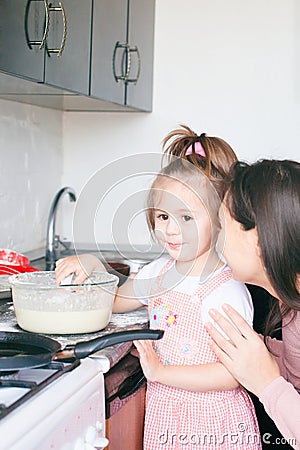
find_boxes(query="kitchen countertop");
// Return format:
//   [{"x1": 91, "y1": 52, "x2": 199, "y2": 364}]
[
  {"x1": 0, "y1": 243, "x2": 158, "y2": 369},
  {"x1": 0, "y1": 299, "x2": 149, "y2": 369}
]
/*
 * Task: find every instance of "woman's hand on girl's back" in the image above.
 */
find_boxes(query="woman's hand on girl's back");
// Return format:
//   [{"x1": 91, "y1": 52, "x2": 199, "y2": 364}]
[
  {"x1": 55, "y1": 254, "x2": 106, "y2": 285},
  {"x1": 205, "y1": 304, "x2": 280, "y2": 396}
]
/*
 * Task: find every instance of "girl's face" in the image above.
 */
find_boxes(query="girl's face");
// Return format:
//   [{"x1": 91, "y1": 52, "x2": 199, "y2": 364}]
[{"x1": 153, "y1": 180, "x2": 215, "y2": 265}]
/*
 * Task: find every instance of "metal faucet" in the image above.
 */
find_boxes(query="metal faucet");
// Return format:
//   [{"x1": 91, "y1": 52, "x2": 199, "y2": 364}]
[{"x1": 45, "y1": 187, "x2": 76, "y2": 271}]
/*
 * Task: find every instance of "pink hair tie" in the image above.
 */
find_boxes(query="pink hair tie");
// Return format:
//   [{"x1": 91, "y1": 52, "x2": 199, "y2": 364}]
[{"x1": 185, "y1": 141, "x2": 205, "y2": 157}]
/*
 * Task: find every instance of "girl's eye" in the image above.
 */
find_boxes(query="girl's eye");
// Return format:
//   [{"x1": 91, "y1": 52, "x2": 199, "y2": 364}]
[
  {"x1": 157, "y1": 213, "x2": 169, "y2": 221},
  {"x1": 182, "y1": 215, "x2": 192, "y2": 222}
]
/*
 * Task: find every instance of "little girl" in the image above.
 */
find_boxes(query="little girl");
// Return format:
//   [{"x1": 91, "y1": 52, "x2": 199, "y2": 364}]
[{"x1": 56, "y1": 126, "x2": 261, "y2": 449}]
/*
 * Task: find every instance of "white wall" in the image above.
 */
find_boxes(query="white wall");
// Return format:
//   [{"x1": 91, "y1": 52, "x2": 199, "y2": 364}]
[
  {"x1": 0, "y1": 99, "x2": 63, "y2": 253},
  {"x1": 62, "y1": 0, "x2": 300, "y2": 248},
  {"x1": 0, "y1": 0, "x2": 299, "y2": 253}
]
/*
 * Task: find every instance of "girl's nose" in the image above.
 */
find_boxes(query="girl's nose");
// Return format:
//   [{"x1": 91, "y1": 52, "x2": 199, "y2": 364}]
[{"x1": 166, "y1": 216, "x2": 181, "y2": 235}]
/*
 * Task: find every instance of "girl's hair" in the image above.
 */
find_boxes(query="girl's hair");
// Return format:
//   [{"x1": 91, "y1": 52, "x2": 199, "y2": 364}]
[
  {"x1": 147, "y1": 125, "x2": 238, "y2": 231},
  {"x1": 162, "y1": 125, "x2": 237, "y2": 199},
  {"x1": 225, "y1": 159, "x2": 300, "y2": 337}
]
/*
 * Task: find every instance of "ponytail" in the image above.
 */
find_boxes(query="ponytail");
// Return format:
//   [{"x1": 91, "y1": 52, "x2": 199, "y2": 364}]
[{"x1": 162, "y1": 124, "x2": 237, "y2": 199}]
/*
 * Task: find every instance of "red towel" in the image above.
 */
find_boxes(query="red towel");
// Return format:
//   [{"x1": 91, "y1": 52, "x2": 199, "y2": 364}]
[
  {"x1": 0, "y1": 264, "x2": 39, "y2": 275},
  {"x1": 0, "y1": 249, "x2": 39, "y2": 275}
]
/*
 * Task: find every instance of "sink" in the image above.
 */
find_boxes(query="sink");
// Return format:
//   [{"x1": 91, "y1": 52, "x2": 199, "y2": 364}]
[
  {"x1": 30, "y1": 249, "x2": 152, "y2": 286},
  {"x1": 34, "y1": 247, "x2": 153, "y2": 271}
]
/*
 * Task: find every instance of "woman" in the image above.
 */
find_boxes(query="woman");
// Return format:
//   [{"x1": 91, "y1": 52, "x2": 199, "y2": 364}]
[{"x1": 205, "y1": 159, "x2": 300, "y2": 448}]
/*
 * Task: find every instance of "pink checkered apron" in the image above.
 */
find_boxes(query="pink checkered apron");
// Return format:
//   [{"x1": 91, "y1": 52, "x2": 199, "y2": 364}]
[{"x1": 143, "y1": 260, "x2": 261, "y2": 450}]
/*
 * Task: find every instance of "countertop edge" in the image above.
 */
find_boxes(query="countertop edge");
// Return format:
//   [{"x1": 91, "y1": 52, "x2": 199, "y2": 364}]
[{"x1": 0, "y1": 301, "x2": 149, "y2": 370}]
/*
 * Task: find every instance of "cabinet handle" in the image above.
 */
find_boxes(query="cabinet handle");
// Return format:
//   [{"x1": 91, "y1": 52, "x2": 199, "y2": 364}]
[
  {"x1": 25, "y1": 0, "x2": 50, "y2": 50},
  {"x1": 126, "y1": 46, "x2": 141, "y2": 84},
  {"x1": 46, "y1": 2, "x2": 67, "y2": 57},
  {"x1": 112, "y1": 42, "x2": 141, "y2": 85},
  {"x1": 25, "y1": 0, "x2": 67, "y2": 56},
  {"x1": 112, "y1": 42, "x2": 131, "y2": 83}
]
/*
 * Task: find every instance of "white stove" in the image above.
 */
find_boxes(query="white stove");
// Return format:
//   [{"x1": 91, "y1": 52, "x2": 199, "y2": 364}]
[{"x1": 0, "y1": 356, "x2": 110, "y2": 450}]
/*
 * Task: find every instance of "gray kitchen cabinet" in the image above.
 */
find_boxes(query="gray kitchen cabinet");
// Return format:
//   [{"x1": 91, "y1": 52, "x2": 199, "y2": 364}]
[
  {"x1": 0, "y1": 0, "x2": 92, "y2": 95},
  {"x1": 0, "y1": 0, "x2": 155, "y2": 111},
  {"x1": 91, "y1": 0, "x2": 155, "y2": 111},
  {"x1": 0, "y1": 0, "x2": 45, "y2": 82}
]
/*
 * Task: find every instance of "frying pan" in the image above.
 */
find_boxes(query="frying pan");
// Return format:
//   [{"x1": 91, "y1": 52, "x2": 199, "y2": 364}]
[{"x1": 0, "y1": 329, "x2": 163, "y2": 371}]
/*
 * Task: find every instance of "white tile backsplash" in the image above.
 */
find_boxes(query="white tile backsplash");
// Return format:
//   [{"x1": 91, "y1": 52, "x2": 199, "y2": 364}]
[{"x1": 0, "y1": 99, "x2": 63, "y2": 254}]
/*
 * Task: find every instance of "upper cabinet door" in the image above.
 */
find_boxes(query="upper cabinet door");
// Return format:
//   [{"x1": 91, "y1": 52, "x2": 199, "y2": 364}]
[
  {"x1": 91, "y1": 0, "x2": 155, "y2": 111},
  {"x1": 125, "y1": 0, "x2": 155, "y2": 111},
  {"x1": 91, "y1": 0, "x2": 127, "y2": 105},
  {"x1": 0, "y1": 0, "x2": 92, "y2": 95},
  {"x1": 0, "y1": 0, "x2": 45, "y2": 81},
  {"x1": 0, "y1": 0, "x2": 155, "y2": 110},
  {"x1": 44, "y1": 0, "x2": 92, "y2": 94}
]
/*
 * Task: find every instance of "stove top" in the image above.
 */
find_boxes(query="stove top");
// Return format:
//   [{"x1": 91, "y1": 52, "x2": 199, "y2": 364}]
[
  {"x1": 0, "y1": 357, "x2": 109, "y2": 450},
  {"x1": 0, "y1": 360, "x2": 80, "y2": 419}
]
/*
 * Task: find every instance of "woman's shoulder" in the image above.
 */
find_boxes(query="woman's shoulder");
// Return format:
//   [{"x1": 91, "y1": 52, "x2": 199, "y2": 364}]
[{"x1": 283, "y1": 308, "x2": 300, "y2": 331}]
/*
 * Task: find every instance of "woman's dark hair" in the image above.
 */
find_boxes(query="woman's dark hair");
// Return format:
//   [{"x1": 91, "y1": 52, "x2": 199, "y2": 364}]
[{"x1": 225, "y1": 159, "x2": 300, "y2": 338}]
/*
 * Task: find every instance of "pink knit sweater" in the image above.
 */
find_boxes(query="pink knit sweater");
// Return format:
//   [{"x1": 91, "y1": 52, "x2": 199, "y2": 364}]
[{"x1": 259, "y1": 310, "x2": 300, "y2": 449}]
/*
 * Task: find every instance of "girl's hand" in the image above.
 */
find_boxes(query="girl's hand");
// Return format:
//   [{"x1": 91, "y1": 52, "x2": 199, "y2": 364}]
[
  {"x1": 55, "y1": 254, "x2": 106, "y2": 285},
  {"x1": 133, "y1": 340, "x2": 163, "y2": 382},
  {"x1": 205, "y1": 304, "x2": 280, "y2": 396},
  {"x1": 130, "y1": 348, "x2": 140, "y2": 358}
]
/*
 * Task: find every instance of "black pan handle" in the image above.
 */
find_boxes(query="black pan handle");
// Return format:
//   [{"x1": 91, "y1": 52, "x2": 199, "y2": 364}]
[{"x1": 73, "y1": 329, "x2": 164, "y2": 359}]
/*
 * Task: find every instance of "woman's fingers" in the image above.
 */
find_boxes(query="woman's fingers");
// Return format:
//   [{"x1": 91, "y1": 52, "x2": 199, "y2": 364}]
[
  {"x1": 206, "y1": 306, "x2": 281, "y2": 396},
  {"x1": 205, "y1": 321, "x2": 234, "y2": 350},
  {"x1": 209, "y1": 339, "x2": 235, "y2": 368},
  {"x1": 208, "y1": 308, "x2": 246, "y2": 345},
  {"x1": 219, "y1": 304, "x2": 256, "y2": 340}
]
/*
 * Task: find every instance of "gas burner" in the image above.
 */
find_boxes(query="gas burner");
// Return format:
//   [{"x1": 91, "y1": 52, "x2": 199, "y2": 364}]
[
  {"x1": 0, "y1": 371, "x2": 18, "y2": 380},
  {"x1": 0, "y1": 359, "x2": 80, "y2": 420},
  {"x1": 0, "y1": 357, "x2": 108, "y2": 449},
  {"x1": 0, "y1": 379, "x2": 36, "y2": 388}
]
